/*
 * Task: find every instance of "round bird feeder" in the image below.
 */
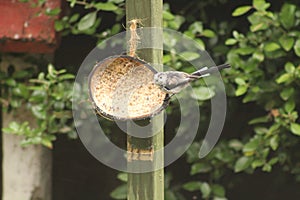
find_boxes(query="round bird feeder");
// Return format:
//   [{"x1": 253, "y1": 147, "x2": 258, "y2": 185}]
[{"x1": 88, "y1": 55, "x2": 169, "y2": 121}]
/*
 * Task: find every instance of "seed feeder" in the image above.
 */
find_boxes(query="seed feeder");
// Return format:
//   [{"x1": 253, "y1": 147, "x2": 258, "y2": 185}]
[{"x1": 88, "y1": 55, "x2": 170, "y2": 121}]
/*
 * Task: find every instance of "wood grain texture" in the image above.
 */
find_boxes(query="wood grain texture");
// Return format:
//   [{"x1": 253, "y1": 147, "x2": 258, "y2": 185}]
[{"x1": 126, "y1": 0, "x2": 164, "y2": 199}]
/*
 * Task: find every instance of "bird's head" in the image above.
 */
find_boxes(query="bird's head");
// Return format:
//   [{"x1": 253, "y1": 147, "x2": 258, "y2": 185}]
[{"x1": 154, "y1": 72, "x2": 168, "y2": 86}]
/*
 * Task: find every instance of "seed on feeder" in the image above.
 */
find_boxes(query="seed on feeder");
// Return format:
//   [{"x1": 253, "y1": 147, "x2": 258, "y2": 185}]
[{"x1": 88, "y1": 55, "x2": 170, "y2": 120}]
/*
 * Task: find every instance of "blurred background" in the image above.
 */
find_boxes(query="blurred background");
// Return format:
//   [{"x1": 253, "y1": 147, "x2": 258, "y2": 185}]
[{"x1": 1, "y1": 0, "x2": 300, "y2": 199}]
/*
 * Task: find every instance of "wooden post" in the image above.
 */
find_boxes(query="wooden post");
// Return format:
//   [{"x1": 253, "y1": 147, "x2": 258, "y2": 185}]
[{"x1": 126, "y1": 0, "x2": 164, "y2": 200}]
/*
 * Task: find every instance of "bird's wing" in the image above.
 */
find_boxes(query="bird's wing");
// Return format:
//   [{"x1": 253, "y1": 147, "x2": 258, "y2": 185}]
[{"x1": 165, "y1": 75, "x2": 190, "y2": 90}]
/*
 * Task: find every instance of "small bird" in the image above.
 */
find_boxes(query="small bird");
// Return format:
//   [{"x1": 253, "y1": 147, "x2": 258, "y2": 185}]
[{"x1": 153, "y1": 63, "x2": 230, "y2": 94}]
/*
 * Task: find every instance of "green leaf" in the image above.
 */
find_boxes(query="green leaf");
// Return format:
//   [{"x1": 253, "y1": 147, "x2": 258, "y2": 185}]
[
  {"x1": 94, "y1": 2, "x2": 118, "y2": 11},
  {"x1": 253, "y1": 0, "x2": 270, "y2": 11},
  {"x1": 110, "y1": 184, "x2": 127, "y2": 199},
  {"x1": 229, "y1": 139, "x2": 243, "y2": 151},
  {"x1": 6, "y1": 78, "x2": 16, "y2": 86},
  {"x1": 200, "y1": 182, "x2": 211, "y2": 199},
  {"x1": 290, "y1": 123, "x2": 300, "y2": 136},
  {"x1": 280, "y1": 87, "x2": 294, "y2": 101},
  {"x1": 189, "y1": 21, "x2": 203, "y2": 34},
  {"x1": 48, "y1": 63, "x2": 57, "y2": 79},
  {"x1": 55, "y1": 20, "x2": 64, "y2": 31},
  {"x1": 163, "y1": 10, "x2": 175, "y2": 20},
  {"x1": 270, "y1": 135, "x2": 279, "y2": 150},
  {"x1": 42, "y1": 138, "x2": 53, "y2": 149},
  {"x1": 108, "y1": 0, "x2": 124, "y2": 3},
  {"x1": 284, "y1": 62, "x2": 295, "y2": 73},
  {"x1": 254, "y1": 127, "x2": 268, "y2": 134},
  {"x1": 249, "y1": 116, "x2": 269, "y2": 124},
  {"x1": 235, "y1": 77, "x2": 246, "y2": 85},
  {"x1": 235, "y1": 85, "x2": 248, "y2": 96},
  {"x1": 225, "y1": 38, "x2": 237, "y2": 45},
  {"x1": 2, "y1": 127, "x2": 14, "y2": 134},
  {"x1": 234, "y1": 156, "x2": 252, "y2": 172},
  {"x1": 31, "y1": 105, "x2": 46, "y2": 120},
  {"x1": 248, "y1": 13, "x2": 260, "y2": 25},
  {"x1": 279, "y1": 3, "x2": 296, "y2": 29},
  {"x1": 195, "y1": 39, "x2": 205, "y2": 50},
  {"x1": 232, "y1": 6, "x2": 252, "y2": 17},
  {"x1": 276, "y1": 73, "x2": 291, "y2": 84},
  {"x1": 236, "y1": 47, "x2": 255, "y2": 55},
  {"x1": 262, "y1": 163, "x2": 272, "y2": 172},
  {"x1": 268, "y1": 157, "x2": 279, "y2": 165},
  {"x1": 45, "y1": 8, "x2": 61, "y2": 16},
  {"x1": 58, "y1": 74, "x2": 75, "y2": 81},
  {"x1": 78, "y1": 11, "x2": 97, "y2": 31},
  {"x1": 3, "y1": 121, "x2": 20, "y2": 133},
  {"x1": 67, "y1": 131, "x2": 78, "y2": 139},
  {"x1": 10, "y1": 99, "x2": 21, "y2": 108},
  {"x1": 182, "y1": 181, "x2": 201, "y2": 192},
  {"x1": 69, "y1": 13, "x2": 80, "y2": 23},
  {"x1": 191, "y1": 163, "x2": 212, "y2": 175},
  {"x1": 243, "y1": 138, "x2": 259, "y2": 153},
  {"x1": 179, "y1": 51, "x2": 200, "y2": 61},
  {"x1": 117, "y1": 173, "x2": 127, "y2": 182},
  {"x1": 294, "y1": 39, "x2": 300, "y2": 57},
  {"x1": 38, "y1": 72, "x2": 45, "y2": 80},
  {"x1": 202, "y1": 29, "x2": 215, "y2": 38},
  {"x1": 12, "y1": 83, "x2": 30, "y2": 98},
  {"x1": 29, "y1": 90, "x2": 47, "y2": 103},
  {"x1": 213, "y1": 197, "x2": 228, "y2": 200},
  {"x1": 163, "y1": 55, "x2": 171, "y2": 63},
  {"x1": 250, "y1": 22, "x2": 268, "y2": 32},
  {"x1": 264, "y1": 42, "x2": 281, "y2": 52},
  {"x1": 212, "y1": 184, "x2": 225, "y2": 197},
  {"x1": 279, "y1": 35, "x2": 294, "y2": 51},
  {"x1": 232, "y1": 30, "x2": 242, "y2": 39},
  {"x1": 69, "y1": 0, "x2": 76, "y2": 7},
  {"x1": 284, "y1": 100, "x2": 295, "y2": 113},
  {"x1": 253, "y1": 51, "x2": 264, "y2": 62},
  {"x1": 251, "y1": 159, "x2": 265, "y2": 169},
  {"x1": 168, "y1": 15, "x2": 185, "y2": 30},
  {"x1": 191, "y1": 86, "x2": 215, "y2": 100}
]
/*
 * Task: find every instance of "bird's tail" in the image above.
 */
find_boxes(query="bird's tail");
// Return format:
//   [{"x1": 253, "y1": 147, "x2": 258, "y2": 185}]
[{"x1": 191, "y1": 63, "x2": 230, "y2": 77}]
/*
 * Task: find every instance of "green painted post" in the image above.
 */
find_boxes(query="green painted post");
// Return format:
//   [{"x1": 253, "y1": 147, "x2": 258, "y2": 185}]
[{"x1": 126, "y1": 0, "x2": 164, "y2": 200}]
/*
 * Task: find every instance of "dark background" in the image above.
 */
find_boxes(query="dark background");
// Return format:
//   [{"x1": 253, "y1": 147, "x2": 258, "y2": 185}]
[{"x1": 1, "y1": 0, "x2": 300, "y2": 199}]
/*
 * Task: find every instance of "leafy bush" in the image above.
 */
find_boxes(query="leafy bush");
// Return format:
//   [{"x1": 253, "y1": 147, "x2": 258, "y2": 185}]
[
  {"x1": 3, "y1": 0, "x2": 300, "y2": 199},
  {"x1": 181, "y1": 0, "x2": 300, "y2": 199},
  {"x1": 112, "y1": 0, "x2": 300, "y2": 199},
  {"x1": 1, "y1": 63, "x2": 76, "y2": 148}
]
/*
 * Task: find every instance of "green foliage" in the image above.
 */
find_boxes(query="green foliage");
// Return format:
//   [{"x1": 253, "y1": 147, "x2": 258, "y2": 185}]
[
  {"x1": 18, "y1": 0, "x2": 61, "y2": 17},
  {"x1": 110, "y1": 184, "x2": 127, "y2": 199},
  {"x1": 107, "y1": 0, "x2": 300, "y2": 199},
  {"x1": 55, "y1": 0, "x2": 124, "y2": 42},
  {"x1": 110, "y1": 173, "x2": 127, "y2": 199},
  {"x1": 14, "y1": 0, "x2": 300, "y2": 198},
  {"x1": 50, "y1": 0, "x2": 300, "y2": 199},
  {"x1": 1, "y1": 64, "x2": 76, "y2": 148},
  {"x1": 153, "y1": 0, "x2": 300, "y2": 199},
  {"x1": 179, "y1": 0, "x2": 300, "y2": 199}
]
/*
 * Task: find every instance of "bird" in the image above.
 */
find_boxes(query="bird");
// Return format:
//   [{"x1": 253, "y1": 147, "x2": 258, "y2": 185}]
[{"x1": 153, "y1": 63, "x2": 230, "y2": 94}]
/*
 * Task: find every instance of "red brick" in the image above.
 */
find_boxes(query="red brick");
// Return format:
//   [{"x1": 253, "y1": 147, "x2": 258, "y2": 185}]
[{"x1": 0, "y1": 0, "x2": 61, "y2": 53}]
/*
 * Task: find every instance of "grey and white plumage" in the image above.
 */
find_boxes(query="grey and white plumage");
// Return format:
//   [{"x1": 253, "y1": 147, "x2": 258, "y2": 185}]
[{"x1": 153, "y1": 63, "x2": 230, "y2": 94}]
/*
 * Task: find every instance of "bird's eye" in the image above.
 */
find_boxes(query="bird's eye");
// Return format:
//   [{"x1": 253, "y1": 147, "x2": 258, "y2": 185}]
[{"x1": 159, "y1": 76, "x2": 162, "y2": 79}]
